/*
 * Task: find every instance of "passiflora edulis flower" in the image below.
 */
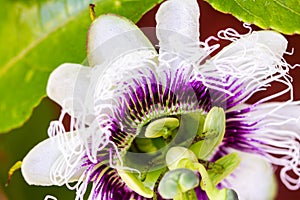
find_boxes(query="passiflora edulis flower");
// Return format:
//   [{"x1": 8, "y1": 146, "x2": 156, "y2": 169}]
[{"x1": 20, "y1": 0, "x2": 300, "y2": 199}]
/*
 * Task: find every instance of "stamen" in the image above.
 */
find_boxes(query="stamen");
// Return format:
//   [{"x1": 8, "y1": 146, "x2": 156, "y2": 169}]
[{"x1": 145, "y1": 117, "x2": 179, "y2": 138}]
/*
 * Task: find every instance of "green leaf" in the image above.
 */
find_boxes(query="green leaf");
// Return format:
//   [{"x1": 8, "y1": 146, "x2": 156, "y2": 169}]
[
  {"x1": 0, "y1": 98, "x2": 75, "y2": 199},
  {"x1": 205, "y1": 0, "x2": 300, "y2": 34},
  {"x1": 0, "y1": 0, "x2": 163, "y2": 133}
]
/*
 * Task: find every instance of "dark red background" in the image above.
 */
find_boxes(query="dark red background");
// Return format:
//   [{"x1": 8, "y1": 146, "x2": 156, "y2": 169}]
[{"x1": 137, "y1": 0, "x2": 300, "y2": 199}]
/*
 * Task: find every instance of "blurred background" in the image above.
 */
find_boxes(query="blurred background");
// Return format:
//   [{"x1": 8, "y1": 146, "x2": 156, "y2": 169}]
[{"x1": 0, "y1": 0, "x2": 300, "y2": 199}]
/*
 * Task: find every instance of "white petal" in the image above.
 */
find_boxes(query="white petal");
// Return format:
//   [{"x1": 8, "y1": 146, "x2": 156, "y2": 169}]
[
  {"x1": 20, "y1": 134, "x2": 68, "y2": 185},
  {"x1": 199, "y1": 31, "x2": 289, "y2": 106},
  {"x1": 156, "y1": 0, "x2": 200, "y2": 48},
  {"x1": 213, "y1": 30, "x2": 287, "y2": 63},
  {"x1": 87, "y1": 14, "x2": 155, "y2": 67},
  {"x1": 47, "y1": 63, "x2": 95, "y2": 123},
  {"x1": 21, "y1": 133, "x2": 80, "y2": 186},
  {"x1": 226, "y1": 152, "x2": 277, "y2": 200},
  {"x1": 156, "y1": 0, "x2": 205, "y2": 66}
]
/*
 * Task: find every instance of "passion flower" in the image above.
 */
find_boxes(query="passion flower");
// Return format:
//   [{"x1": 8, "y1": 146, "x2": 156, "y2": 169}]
[{"x1": 21, "y1": 0, "x2": 300, "y2": 199}]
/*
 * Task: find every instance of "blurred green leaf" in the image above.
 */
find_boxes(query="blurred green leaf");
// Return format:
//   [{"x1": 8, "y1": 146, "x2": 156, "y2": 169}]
[
  {"x1": 0, "y1": 98, "x2": 77, "y2": 200},
  {"x1": 205, "y1": 0, "x2": 300, "y2": 34},
  {"x1": 0, "y1": 0, "x2": 163, "y2": 134}
]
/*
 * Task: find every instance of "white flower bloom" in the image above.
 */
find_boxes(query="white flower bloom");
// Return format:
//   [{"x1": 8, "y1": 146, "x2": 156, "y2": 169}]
[{"x1": 21, "y1": 0, "x2": 300, "y2": 199}]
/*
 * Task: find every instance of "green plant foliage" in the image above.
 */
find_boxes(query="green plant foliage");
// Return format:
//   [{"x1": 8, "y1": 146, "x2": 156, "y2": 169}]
[
  {"x1": 0, "y1": 0, "x2": 163, "y2": 134},
  {"x1": 0, "y1": 98, "x2": 76, "y2": 199},
  {"x1": 205, "y1": 0, "x2": 300, "y2": 34}
]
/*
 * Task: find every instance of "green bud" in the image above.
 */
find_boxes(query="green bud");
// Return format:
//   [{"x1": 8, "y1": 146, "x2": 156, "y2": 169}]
[
  {"x1": 158, "y1": 168, "x2": 199, "y2": 199},
  {"x1": 145, "y1": 117, "x2": 179, "y2": 138}
]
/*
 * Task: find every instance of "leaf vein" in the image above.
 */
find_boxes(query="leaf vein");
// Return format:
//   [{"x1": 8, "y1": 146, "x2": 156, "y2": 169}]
[
  {"x1": 0, "y1": 12, "x2": 81, "y2": 78},
  {"x1": 273, "y1": 0, "x2": 300, "y2": 16},
  {"x1": 233, "y1": 0, "x2": 263, "y2": 21}
]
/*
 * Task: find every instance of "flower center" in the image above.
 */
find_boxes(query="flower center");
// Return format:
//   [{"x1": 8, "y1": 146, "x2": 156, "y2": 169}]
[
  {"x1": 101, "y1": 63, "x2": 236, "y2": 198},
  {"x1": 124, "y1": 112, "x2": 205, "y2": 171},
  {"x1": 116, "y1": 107, "x2": 232, "y2": 198},
  {"x1": 129, "y1": 116, "x2": 180, "y2": 153}
]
